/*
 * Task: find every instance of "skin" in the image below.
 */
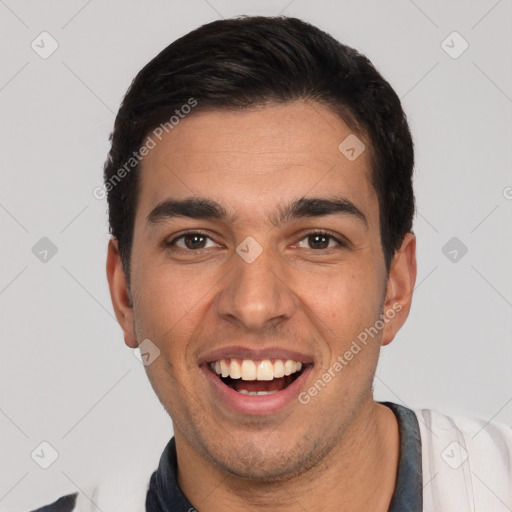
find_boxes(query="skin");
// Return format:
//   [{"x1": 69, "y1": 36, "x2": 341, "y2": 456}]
[{"x1": 107, "y1": 100, "x2": 417, "y2": 511}]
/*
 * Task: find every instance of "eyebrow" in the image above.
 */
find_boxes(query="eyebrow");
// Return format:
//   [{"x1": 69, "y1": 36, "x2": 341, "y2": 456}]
[{"x1": 146, "y1": 196, "x2": 368, "y2": 228}]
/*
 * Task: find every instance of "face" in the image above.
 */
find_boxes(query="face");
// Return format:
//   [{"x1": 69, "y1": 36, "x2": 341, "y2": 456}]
[{"x1": 107, "y1": 100, "x2": 415, "y2": 481}]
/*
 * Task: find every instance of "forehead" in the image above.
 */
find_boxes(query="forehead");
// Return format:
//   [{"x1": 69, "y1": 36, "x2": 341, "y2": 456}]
[{"x1": 136, "y1": 100, "x2": 378, "y2": 228}]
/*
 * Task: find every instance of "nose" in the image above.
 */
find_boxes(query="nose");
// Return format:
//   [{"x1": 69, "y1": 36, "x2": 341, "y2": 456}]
[{"x1": 214, "y1": 241, "x2": 297, "y2": 331}]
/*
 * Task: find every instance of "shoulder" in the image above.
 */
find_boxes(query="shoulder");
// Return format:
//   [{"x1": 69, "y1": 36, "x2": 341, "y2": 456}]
[
  {"x1": 30, "y1": 493, "x2": 78, "y2": 512},
  {"x1": 28, "y1": 461, "x2": 154, "y2": 512},
  {"x1": 412, "y1": 407, "x2": 512, "y2": 512},
  {"x1": 414, "y1": 406, "x2": 512, "y2": 460}
]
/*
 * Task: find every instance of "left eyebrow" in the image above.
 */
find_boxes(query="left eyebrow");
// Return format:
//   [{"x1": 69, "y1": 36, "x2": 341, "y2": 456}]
[
  {"x1": 271, "y1": 196, "x2": 368, "y2": 228},
  {"x1": 146, "y1": 195, "x2": 368, "y2": 228}
]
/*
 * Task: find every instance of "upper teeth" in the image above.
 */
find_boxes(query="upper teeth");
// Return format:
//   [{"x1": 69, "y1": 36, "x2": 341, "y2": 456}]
[{"x1": 210, "y1": 359, "x2": 303, "y2": 381}]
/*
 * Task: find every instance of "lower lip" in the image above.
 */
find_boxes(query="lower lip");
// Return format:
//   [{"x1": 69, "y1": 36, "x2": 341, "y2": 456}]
[{"x1": 201, "y1": 365, "x2": 313, "y2": 415}]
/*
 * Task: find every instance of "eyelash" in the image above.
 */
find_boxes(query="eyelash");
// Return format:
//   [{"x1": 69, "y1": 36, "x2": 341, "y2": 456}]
[{"x1": 165, "y1": 229, "x2": 346, "y2": 252}]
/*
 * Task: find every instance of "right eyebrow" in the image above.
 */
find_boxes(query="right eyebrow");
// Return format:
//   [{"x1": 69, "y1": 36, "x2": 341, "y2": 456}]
[{"x1": 146, "y1": 197, "x2": 234, "y2": 226}]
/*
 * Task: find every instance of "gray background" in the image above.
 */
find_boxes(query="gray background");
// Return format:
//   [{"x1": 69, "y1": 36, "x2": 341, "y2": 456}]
[{"x1": 1, "y1": 0, "x2": 511, "y2": 509}]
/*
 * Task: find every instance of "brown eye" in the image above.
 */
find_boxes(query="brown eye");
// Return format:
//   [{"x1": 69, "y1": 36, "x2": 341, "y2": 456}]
[
  {"x1": 167, "y1": 232, "x2": 217, "y2": 251},
  {"x1": 296, "y1": 231, "x2": 343, "y2": 250}
]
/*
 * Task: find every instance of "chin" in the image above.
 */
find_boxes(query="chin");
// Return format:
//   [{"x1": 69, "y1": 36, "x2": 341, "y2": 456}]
[{"x1": 204, "y1": 433, "x2": 333, "y2": 483}]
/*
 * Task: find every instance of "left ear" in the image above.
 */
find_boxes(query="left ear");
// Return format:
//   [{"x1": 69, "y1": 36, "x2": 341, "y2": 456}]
[{"x1": 380, "y1": 232, "x2": 417, "y2": 346}]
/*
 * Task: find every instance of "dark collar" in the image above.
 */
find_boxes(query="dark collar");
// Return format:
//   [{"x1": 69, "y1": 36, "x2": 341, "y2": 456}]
[
  {"x1": 146, "y1": 401, "x2": 423, "y2": 511},
  {"x1": 381, "y1": 401, "x2": 423, "y2": 512}
]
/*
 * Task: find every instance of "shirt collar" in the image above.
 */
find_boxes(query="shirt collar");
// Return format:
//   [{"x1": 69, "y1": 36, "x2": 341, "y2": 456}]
[{"x1": 381, "y1": 401, "x2": 423, "y2": 511}]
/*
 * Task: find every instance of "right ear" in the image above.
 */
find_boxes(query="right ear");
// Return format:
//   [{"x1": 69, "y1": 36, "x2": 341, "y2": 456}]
[{"x1": 106, "y1": 238, "x2": 138, "y2": 349}]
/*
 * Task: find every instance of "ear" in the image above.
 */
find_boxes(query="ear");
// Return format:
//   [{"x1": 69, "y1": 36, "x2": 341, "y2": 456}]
[
  {"x1": 380, "y1": 232, "x2": 417, "y2": 346},
  {"x1": 106, "y1": 238, "x2": 138, "y2": 349}
]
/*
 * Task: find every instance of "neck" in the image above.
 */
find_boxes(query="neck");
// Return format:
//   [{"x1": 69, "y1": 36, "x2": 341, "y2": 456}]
[{"x1": 175, "y1": 398, "x2": 400, "y2": 512}]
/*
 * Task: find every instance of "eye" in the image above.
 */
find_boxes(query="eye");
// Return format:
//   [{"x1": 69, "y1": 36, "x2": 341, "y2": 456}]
[
  {"x1": 165, "y1": 229, "x2": 346, "y2": 253},
  {"x1": 296, "y1": 230, "x2": 345, "y2": 250},
  {"x1": 166, "y1": 231, "x2": 219, "y2": 251}
]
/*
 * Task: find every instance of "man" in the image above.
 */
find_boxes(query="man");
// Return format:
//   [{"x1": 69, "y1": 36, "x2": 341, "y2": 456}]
[{"x1": 32, "y1": 15, "x2": 512, "y2": 512}]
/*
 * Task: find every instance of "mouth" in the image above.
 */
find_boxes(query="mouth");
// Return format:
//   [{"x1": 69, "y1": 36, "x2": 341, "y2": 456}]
[
  {"x1": 208, "y1": 358, "x2": 308, "y2": 395},
  {"x1": 202, "y1": 356, "x2": 313, "y2": 415}
]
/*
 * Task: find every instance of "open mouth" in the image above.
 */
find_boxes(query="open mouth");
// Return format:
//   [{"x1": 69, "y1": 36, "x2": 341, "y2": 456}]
[{"x1": 207, "y1": 358, "x2": 310, "y2": 396}]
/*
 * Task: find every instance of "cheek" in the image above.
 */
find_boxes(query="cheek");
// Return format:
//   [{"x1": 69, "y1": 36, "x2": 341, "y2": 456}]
[
  {"x1": 132, "y1": 258, "x2": 206, "y2": 335},
  {"x1": 303, "y1": 266, "x2": 384, "y2": 374},
  {"x1": 306, "y1": 266, "x2": 381, "y2": 325},
  {"x1": 131, "y1": 258, "x2": 222, "y2": 386}
]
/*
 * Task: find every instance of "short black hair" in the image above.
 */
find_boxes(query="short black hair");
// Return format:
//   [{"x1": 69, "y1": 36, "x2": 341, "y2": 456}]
[{"x1": 103, "y1": 15, "x2": 415, "y2": 281}]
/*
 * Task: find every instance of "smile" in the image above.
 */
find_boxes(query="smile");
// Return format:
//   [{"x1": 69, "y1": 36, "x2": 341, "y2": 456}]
[
  {"x1": 202, "y1": 355, "x2": 313, "y2": 414},
  {"x1": 209, "y1": 358, "x2": 306, "y2": 395}
]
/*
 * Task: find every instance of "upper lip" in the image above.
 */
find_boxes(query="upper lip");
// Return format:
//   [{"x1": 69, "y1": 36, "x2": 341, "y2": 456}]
[{"x1": 198, "y1": 346, "x2": 314, "y2": 366}]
